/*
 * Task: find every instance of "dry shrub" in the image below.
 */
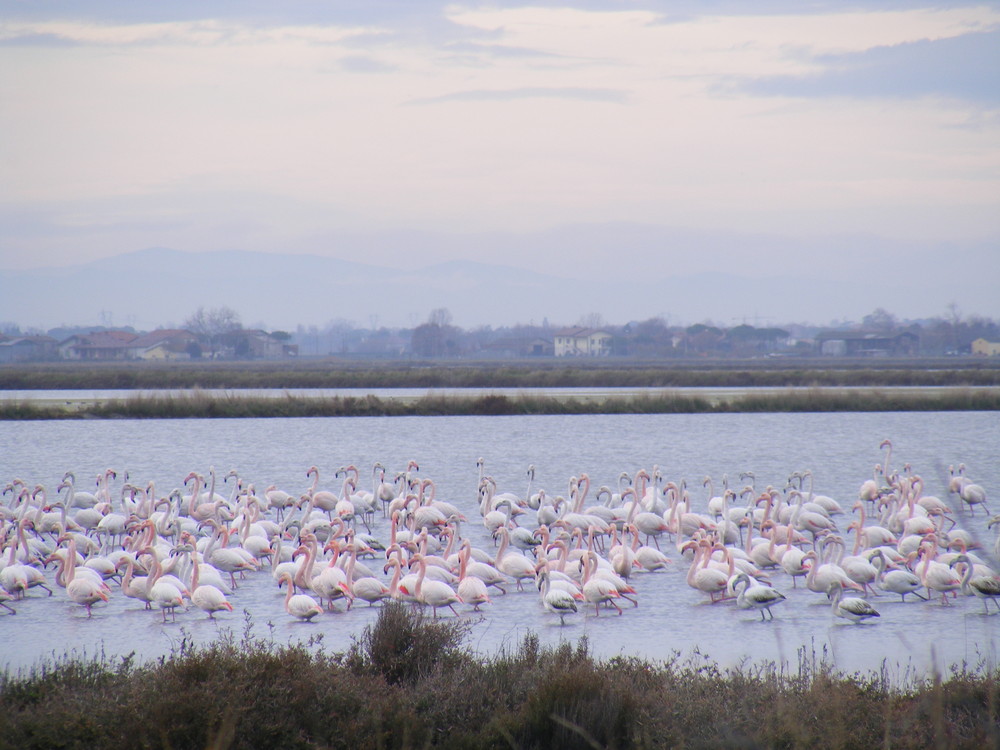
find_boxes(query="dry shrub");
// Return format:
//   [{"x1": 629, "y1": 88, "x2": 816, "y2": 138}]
[
  {"x1": 0, "y1": 616, "x2": 997, "y2": 750},
  {"x1": 345, "y1": 601, "x2": 470, "y2": 686}
]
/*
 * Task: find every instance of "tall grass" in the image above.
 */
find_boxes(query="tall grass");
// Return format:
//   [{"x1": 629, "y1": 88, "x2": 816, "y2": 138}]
[
  {"x1": 1, "y1": 387, "x2": 998, "y2": 419},
  {"x1": 3, "y1": 361, "x2": 1000, "y2": 390},
  {"x1": 0, "y1": 605, "x2": 996, "y2": 749}
]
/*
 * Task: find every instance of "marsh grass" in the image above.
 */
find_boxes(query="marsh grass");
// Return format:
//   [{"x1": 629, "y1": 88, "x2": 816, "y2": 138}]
[
  {"x1": 3, "y1": 361, "x2": 1000, "y2": 391},
  {"x1": 0, "y1": 604, "x2": 997, "y2": 749},
  {"x1": 1, "y1": 387, "x2": 998, "y2": 420}
]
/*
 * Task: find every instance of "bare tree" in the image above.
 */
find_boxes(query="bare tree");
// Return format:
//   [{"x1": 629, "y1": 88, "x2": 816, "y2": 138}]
[
  {"x1": 184, "y1": 306, "x2": 243, "y2": 357},
  {"x1": 861, "y1": 308, "x2": 897, "y2": 331},
  {"x1": 428, "y1": 308, "x2": 453, "y2": 327},
  {"x1": 577, "y1": 312, "x2": 605, "y2": 329}
]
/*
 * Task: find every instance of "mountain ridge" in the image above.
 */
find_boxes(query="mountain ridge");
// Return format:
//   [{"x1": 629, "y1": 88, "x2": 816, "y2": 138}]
[{"x1": 0, "y1": 245, "x2": 981, "y2": 331}]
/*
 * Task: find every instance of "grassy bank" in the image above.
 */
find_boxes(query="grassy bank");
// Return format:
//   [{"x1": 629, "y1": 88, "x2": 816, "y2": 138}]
[
  {"x1": 1, "y1": 387, "x2": 999, "y2": 419},
  {"x1": 1, "y1": 605, "x2": 996, "y2": 750},
  {"x1": 3, "y1": 360, "x2": 1000, "y2": 390}
]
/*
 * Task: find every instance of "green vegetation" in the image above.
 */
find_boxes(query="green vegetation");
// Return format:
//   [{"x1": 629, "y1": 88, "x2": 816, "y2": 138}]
[
  {"x1": 3, "y1": 360, "x2": 1000, "y2": 390},
  {"x1": 0, "y1": 604, "x2": 996, "y2": 749},
  {"x1": 1, "y1": 387, "x2": 998, "y2": 419}
]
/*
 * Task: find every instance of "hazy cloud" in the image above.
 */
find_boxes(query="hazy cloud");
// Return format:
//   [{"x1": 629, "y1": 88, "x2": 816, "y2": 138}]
[
  {"x1": 338, "y1": 54, "x2": 396, "y2": 73},
  {"x1": 406, "y1": 86, "x2": 629, "y2": 105},
  {"x1": 0, "y1": 32, "x2": 80, "y2": 47},
  {"x1": 738, "y1": 30, "x2": 1000, "y2": 103}
]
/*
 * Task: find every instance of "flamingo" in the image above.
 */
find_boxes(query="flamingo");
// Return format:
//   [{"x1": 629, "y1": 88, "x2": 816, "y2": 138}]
[
  {"x1": 492, "y1": 527, "x2": 538, "y2": 591},
  {"x1": 805, "y1": 536, "x2": 862, "y2": 597},
  {"x1": 277, "y1": 571, "x2": 323, "y2": 622},
  {"x1": 309, "y1": 540, "x2": 352, "y2": 610},
  {"x1": 840, "y1": 524, "x2": 882, "y2": 595},
  {"x1": 788, "y1": 489, "x2": 836, "y2": 547},
  {"x1": 628, "y1": 475, "x2": 671, "y2": 549},
  {"x1": 870, "y1": 549, "x2": 926, "y2": 602},
  {"x1": 828, "y1": 581, "x2": 880, "y2": 624},
  {"x1": 958, "y1": 481, "x2": 990, "y2": 515},
  {"x1": 187, "y1": 539, "x2": 233, "y2": 619},
  {"x1": 303, "y1": 465, "x2": 340, "y2": 520},
  {"x1": 205, "y1": 523, "x2": 259, "y2": 588},
  {"x1": 950, "y1": 554, "x2": 1000, "y2": 614},
  {"x1": 850, "y1": 501, "x2": 897, "y2": 549},
  {"x1": 919, "y1": 541, "x2": 962, "y2": 605},
  {"x1": 144, "y1": 547, "x2": 187, "y2": 622},
  {"x1": 406, "y1": 553, "x2": 462, "y2": 618},
  {"x1": 372, "y1": 462, "x2": 397, "y2": 517},
  {"x1": 731, "y1": 572, "x2": 786, "y2": 621},
  {"x1": 383, "y1": 555, "x2": 415, "y2": 604},
  {"x1": 628, "y1": 522, "x2": 671, "y2": 572},
  {"x1": 684, "y1": 539, "x2": 730, "y2": 603},
  {"x1": 1, "y1": 519, "x2": 49, "y2": 599},
  {"x1": 580, "y1": 550, "x2": 622, "y2": 616},
  {"x1": 795, "y1": 470, "x2": 844, "y2": 516},
  {"x1": 858, "y1": 463, "x2": 882, "y2": 506},
  {"x1": 537, "y1": 570, "x2": 579, "y2": 625},
  {"x1": 456, "y1": 543, "x2": 491, "y2": 611},
  {"x1": 50, "y1": 538, "x2": 110, "y2": 617},
  {"x1": 116, "y1": 555, "x2": 152, "y2": 609},
  {"x1": 780, "y1": 547, "x2": 814, "y2": 589},
  {"x1": 59, "y1": 472, "x2": 100, "y2": 509},
  {"x1": 460, "y1": 543, "x2": 509, "y2": 594},
  {"x1": 344, "y1": 543, "x2": 391, "y2": 608}
]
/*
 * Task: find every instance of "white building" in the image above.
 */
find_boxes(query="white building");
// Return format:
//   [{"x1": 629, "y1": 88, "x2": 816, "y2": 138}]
[{"x1": 553, "y1": 327, "x2": 613, "y2": 357}]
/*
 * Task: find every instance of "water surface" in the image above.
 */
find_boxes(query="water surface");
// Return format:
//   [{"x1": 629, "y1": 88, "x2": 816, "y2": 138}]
[{"x1": 2, "y1": 412, "x2": 997, "y2": 680}]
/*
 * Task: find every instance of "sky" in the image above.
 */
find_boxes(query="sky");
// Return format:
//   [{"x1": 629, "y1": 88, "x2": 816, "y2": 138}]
[{"x1": 1, "y1": 1, "x2": 999, "y2": 326}]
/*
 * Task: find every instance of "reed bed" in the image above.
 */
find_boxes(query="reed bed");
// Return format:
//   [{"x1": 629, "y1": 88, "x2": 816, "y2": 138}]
[
  {"x1": 3, "y1": 361, "x2": 1000, "y2": 391},
  {"x1": 1, "y1": 387, "x2": 999, "y2": 420},
  {"x1": 0, "y1": 605, "x2": 996, "y2": 749}
]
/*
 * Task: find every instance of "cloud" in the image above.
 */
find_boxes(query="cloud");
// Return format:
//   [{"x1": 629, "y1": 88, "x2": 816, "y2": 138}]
[
  {"x1": 338, "y1": 54, "x2": 396, "y2": 73},
  {"x1": 0, "y1": 32, "x2": 81, "y2": 47},
  {"x1": 737, "y1": 30, "x2": 1000, "y2": 103},
  {"x1": 442, "y1": 41, "x2": 567, "y2": 61},
  {"x1": 0, "y1": 19, "x2": 384, "y2": 48},
  {"x1": 406, "y1": 86, "x2": 629, "y2": 105}
]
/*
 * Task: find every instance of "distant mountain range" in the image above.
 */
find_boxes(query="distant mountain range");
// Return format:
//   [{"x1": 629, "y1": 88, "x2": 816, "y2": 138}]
[{"x1": 0, "y1": 243, "x2": 990, "y2": 332}]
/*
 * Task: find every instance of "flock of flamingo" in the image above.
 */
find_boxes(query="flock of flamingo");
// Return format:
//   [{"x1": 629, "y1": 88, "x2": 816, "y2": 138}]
[{"x1": 1, "y1": 440, "x2": 998, "y2": 632}]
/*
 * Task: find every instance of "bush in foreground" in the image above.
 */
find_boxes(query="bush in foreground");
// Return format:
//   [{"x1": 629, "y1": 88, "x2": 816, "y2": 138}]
[{"x1": 0, "y1": 605, "x2": 997, "y2": 749}]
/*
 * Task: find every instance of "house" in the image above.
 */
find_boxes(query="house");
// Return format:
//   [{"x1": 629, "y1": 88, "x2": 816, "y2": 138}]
[
  {"x1": 972, "y1": 338, "x2": 1000, "y2": 356},
  {"x1": 553, "y1": 327, "x2": 613, "y2": 357},
  {"x1": 219, "y1": 329, "x2": 298, "y2": 359},
  {"x1": 243, "y1": 330, "x2": 297, "y2": 359},
  {"x1": 479, "y1": 336, "x2": 554, "y2": 358},
  {"x1": 0, "y1": 335, "x2": 59, "y2": 363},
  {"x1": 814, "y1": 330, "x2": 919, "y2": 357},
  {"x1": 58, "y1": 330, "x2": 138, "y2": 360},
  {"x1": 126, "y1": 329, "x2": 198, "y2": 361}
]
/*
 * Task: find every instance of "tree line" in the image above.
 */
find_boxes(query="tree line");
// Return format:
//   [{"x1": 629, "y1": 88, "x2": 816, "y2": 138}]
[{"x1": 4, "y1": 304, "x2": 998, "y2": 360}]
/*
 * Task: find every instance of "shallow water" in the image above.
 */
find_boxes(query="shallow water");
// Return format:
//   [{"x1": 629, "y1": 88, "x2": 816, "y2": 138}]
[{"x1": 2, "y1": 411, "x2": 997, "y2": 680}]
